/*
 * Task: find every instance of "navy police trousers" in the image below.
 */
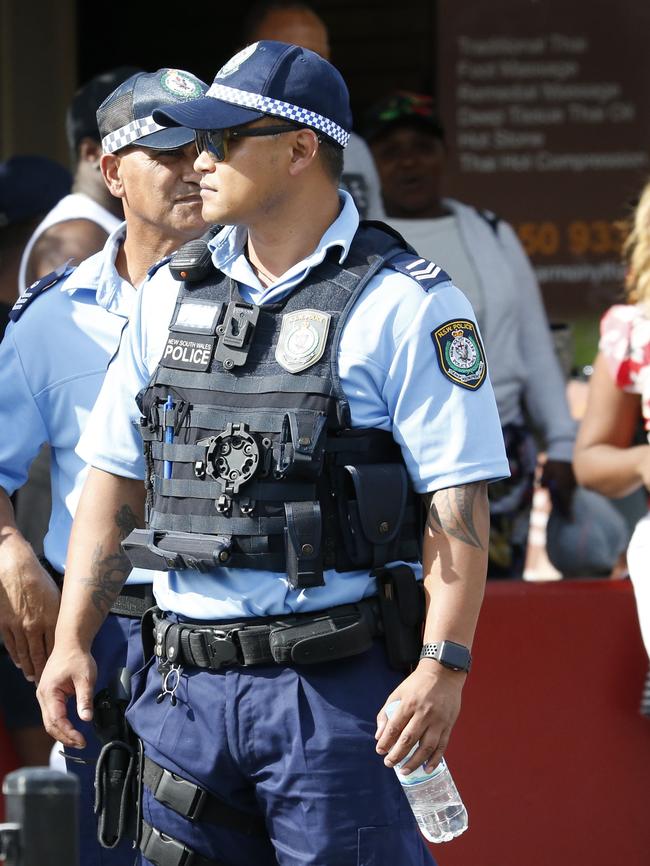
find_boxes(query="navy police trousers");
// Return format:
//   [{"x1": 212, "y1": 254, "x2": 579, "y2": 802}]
[{"x1": 127, "y1": 638, "x2": 436, "y2": 865}]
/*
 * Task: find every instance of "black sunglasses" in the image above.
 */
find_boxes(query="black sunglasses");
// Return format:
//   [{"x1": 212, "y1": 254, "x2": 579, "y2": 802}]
[{"x1": 194, "y1": 124, "x2": 300, "y2": 162}]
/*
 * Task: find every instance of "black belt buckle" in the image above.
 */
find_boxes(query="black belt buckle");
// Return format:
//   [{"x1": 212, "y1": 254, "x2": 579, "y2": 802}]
[
  {"x1": 205, "y1": 630, "x2": 239, "y2": 669},
  {"x1": 155, "y1": 768, "x2": 207, "y2": 821},
  {"x1": 141, "y1": 824, "x2": 194, "y2": 866}
]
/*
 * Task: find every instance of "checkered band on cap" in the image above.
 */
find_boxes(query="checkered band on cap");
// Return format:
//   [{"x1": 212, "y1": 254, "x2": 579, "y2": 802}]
[
  {"x1": 102, "y1": 115, "x2": 166, "y2": 153},
  {"x1": 205, "y1": 83, "x2": 350, "y2": 147}
]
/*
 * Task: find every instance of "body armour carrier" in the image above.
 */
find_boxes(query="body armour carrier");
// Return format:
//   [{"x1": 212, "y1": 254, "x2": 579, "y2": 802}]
[{"x1": 123, "y1": 222, "x2": 448, "y2": 589}]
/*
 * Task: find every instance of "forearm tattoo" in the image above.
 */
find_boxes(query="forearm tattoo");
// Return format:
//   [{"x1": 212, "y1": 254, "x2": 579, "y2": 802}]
[
  {"x1": 424, "y1": 482, "x2": 486, "y2": 550},
  {"x1": 81, "y1": 504, "x2": 141, "y2": 616}
]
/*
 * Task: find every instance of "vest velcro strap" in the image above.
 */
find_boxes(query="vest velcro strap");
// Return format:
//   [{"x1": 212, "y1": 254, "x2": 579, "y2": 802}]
[
  {"x1": 152, "y1": 405, "x2": 289, "y2": 435},
  {"x1": 149, "y1": 513, "x2": 286, "y2": 536},
  {"x1": 151, "y1": 442, "x2": 207, "y2": 462},
  {"x1": 140, "y1": 820, "x2": 224, "y2": 866},
  {"x1": 142, "y1": 758, "x2": 267, "y2": 837},
  {"x1": 154, "y1": 477, "x2": 316, "y2": 503},
  {"x1": 154, "y1": 366, "x2": 336, "y2": 396}
]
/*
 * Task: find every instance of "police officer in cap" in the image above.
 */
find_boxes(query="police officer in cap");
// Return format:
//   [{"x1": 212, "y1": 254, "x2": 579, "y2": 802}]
[
  {"x1": 1, "y1": 67, "x2": 208, "y2": 865},
  {"x1": 38, "y1": 41, "x2": 509, "y2": 865}
]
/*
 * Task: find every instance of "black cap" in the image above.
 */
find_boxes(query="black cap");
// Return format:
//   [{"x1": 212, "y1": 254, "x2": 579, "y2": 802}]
[
  {"x1": 0, "y1": 155, "x2": 71, "y2": 228},
  {"x1": 361, "y1": 91, "x2": 446, "y2": 145},
  {"x1": 98, "y1": 68, "x2": 208, "y2": 154},
  {"x1": 65, "y1": 65, "x2": 144, "y2": 153}
]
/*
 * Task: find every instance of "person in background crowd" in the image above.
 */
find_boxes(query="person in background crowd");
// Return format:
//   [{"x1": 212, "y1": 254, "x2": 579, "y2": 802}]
[
  {"x1": 37, "y1": 40, "x2": 508, "y2": 865},
  {"x1": 0, "y1": 68, "x2": 208, "y2": 865},
  {"x1": 242, "y1": 0, "x2": 387, "y2": 220},
  {"x1": 574, "y1": 177, "x2": 650, "y2": 659},
  {"x1": 0, "y1": 154, "x2": 71, "y2": 767},
  {"x1": 362, "y1": 90, "x2": 577, "y2": 578},
  {"x1": 18, "y1": 65, "x2": 142, "y2": 292}
]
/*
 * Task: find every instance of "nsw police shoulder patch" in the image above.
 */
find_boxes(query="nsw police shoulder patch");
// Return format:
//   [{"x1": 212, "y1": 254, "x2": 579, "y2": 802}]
[
  {"x1": 9, "y1": 262, "x2": 76, "y2": 323},
  {"x1": 431, "y1": 319, "x2": 486, "y2": 390}
]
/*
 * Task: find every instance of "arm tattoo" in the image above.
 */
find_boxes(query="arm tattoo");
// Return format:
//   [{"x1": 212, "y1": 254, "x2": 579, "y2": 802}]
[
  {"x1": 115, "y1": 504, "x2": 139, "y2": 540},
  {"x1": 81, "y1": 504, "x2": 142, "y2": 616},
  {"x1": 424, "y1": 483, "x2": 485, "y2": 550}
]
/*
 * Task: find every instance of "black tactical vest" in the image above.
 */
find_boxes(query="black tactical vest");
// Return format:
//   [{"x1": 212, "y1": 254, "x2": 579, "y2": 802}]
[{"x1": 123, "y1": 223, "x2": 428, "y2": 589}]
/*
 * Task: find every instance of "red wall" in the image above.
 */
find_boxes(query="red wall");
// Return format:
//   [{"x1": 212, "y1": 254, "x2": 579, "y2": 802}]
[
  {"x1": 2, "y1": 579, "x2": 648, "y2": 858},
  {"x1": 435, "y1": 579, "x2": 650, "y2": 866}
]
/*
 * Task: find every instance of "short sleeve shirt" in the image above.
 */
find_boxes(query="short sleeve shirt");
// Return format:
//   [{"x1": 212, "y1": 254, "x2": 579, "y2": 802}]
[{"x1": 78, "y1": 193, "x2": 509, "y2": 618}]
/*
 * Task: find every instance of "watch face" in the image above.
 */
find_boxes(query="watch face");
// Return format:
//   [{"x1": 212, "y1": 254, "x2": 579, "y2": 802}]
[{"x1": 440, "y1": 641, "x2": 471, "y2": 671}]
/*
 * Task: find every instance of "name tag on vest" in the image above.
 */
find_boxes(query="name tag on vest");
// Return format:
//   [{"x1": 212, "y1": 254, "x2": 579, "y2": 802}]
[{"x1": 161, "y1": 334, "x2": 216, "y2": 371}]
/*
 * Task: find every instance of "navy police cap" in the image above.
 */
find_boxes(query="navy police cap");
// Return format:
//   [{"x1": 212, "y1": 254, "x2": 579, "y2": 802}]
[
  {"x1": 152, "y1": 41, "x2": 352, "y2": 148},
  {"x1": 99, "y1": 68, "x2": 208, "y2": 154},
  {"x1": 0, "y1": 155, "x2": 71, "y2": 227}
]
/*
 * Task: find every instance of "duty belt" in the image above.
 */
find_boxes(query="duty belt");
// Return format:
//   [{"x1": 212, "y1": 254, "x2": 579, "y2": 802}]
[{"x1": 150, "y1": 598, "x2": 382, "y2": 669}]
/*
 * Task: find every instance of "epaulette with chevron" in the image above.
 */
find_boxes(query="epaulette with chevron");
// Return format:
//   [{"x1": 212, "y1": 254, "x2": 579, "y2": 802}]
[
  {"x1": 9, "y1": 261, "x2": 76, "y2": 323},
  {"x1": 388, "y1": 252, "x2": 451, "y2": 290}
]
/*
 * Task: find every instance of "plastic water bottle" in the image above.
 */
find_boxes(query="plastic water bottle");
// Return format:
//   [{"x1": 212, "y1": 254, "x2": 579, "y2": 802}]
[{"x1": 385, "y1": 700, "x2": 468, "y2": 843}]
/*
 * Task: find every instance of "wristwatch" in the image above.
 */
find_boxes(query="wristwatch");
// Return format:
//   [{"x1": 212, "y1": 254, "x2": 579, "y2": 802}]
[{"x1": 420, "y1": 641, "x2": 472, "y2": 673}]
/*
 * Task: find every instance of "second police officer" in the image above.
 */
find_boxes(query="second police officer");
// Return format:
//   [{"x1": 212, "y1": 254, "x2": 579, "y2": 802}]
[
  {"x1": 0, "y1": 68, "x2": 208, "y2": 864},
  {"x1": 38, "y1": 42, "x2": 509, "y2": 865}
]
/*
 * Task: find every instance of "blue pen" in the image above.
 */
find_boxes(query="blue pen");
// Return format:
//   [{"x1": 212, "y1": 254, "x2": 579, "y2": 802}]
[{"x1": 163, "y1": 395, "x2": 174, "y2": 479}]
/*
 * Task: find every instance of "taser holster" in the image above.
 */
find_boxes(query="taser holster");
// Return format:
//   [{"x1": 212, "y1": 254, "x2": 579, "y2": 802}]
[
  {"x1": 93, "y1": 667, "x2": 142, "y2": 849},
  {"x1": 374, "y1": 565, "x2": 425, "y2": 670}
]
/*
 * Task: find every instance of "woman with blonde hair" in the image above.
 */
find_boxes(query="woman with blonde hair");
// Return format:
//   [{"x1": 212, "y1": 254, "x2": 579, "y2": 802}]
[{"x1": 574, "y1": 179, "x2": 650, "y2": 662}]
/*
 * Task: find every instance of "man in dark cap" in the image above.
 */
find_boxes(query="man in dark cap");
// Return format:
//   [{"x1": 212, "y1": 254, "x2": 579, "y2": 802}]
[
  {"x1": 39, "y1": 44, "x2": 508, "y2": 865},
  {"x1": 362, "y1": 90, "x2": 577, "y2": 579},
  {"x1": 18, "y1": 65, "x2": 142, "y2": 292},
  {"x1": 0, "y1": 67, "x2": 208, "y2": 866},
  {"x1": 0, "y1": 155, "x2": 71, "y2": 336}
]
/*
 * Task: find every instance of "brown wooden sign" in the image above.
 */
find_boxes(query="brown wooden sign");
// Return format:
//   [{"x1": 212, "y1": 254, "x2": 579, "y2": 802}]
[{"x1": 437, "y1": 2, "x2": 650, "y2": 320}]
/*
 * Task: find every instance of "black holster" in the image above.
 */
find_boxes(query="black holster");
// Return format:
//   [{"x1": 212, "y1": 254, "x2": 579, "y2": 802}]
[
  {"x1": 93, "y1": 668, "x2": 142, "y2": 849},
  {"x1": 374, "y1": 565, "x2": 425, "y2": 671}
]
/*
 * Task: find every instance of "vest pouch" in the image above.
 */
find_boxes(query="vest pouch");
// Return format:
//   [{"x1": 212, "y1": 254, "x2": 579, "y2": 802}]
[
  {"x1": 122, "y1": 529, "x2": 231, "y2": 572},
  {"x1": 284, "y1": 501, "x2": 324, "y2": 589},
  {"x1": 275, "y1": 411, "x2": 327, "y2": 480},
  {"x1": 373, "y1": 565, "x2": 425, "y2": 671},
  {"x1": 341, "y1": 464, "x2": 408, "y2": 567}
]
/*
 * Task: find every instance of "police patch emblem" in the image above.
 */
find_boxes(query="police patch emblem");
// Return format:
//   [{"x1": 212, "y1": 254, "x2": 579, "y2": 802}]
[
  {"x1": 161, "y1": 334, "x2": 215, "y2": 371},
  {"x1": 276, "y1": 309, "x2": 331, "y2": 373},
  {"x1": 431, "y1": 320, "x2": 486, "y2": 390},
  {"x1": 161, "y1": 70, "x2": 204, "y2": 100},
  {"x1": 217, "y1": 43, "x2": 258, "y2": 78}
]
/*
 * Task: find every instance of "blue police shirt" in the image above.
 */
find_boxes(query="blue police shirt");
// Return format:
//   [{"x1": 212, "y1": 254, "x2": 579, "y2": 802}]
[
  {"x1": 78, "y1": 192, "x2": 509, "y2": 618},
  {"x1": 0, "y1": 223, "x2": 150, "y2": 583}
]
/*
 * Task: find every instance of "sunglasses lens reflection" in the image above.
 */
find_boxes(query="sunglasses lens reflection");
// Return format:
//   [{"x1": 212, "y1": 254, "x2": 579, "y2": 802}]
[{"x1": 195, "y1": 130, "x2": 226, "y2": 161}]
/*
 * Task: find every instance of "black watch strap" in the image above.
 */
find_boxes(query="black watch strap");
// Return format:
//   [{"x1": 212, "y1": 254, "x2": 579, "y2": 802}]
[{"x1": 420, "y1": 640, "x2": 472, "y2": 672}]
